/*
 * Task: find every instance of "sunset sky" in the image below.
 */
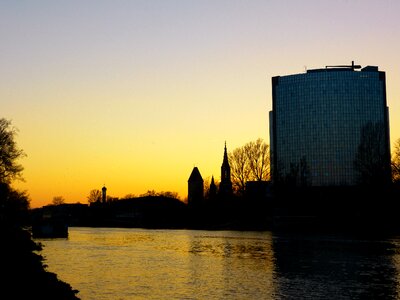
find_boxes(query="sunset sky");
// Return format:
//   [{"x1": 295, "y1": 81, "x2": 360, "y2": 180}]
[{"x1": 2, "y1": 0, "x2": 400, "y2": 208}]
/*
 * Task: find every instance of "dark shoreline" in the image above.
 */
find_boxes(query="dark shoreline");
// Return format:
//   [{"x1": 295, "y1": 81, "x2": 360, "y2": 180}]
[{"x1": 1, "y1": 223, "x2": 80, "y2": 300}]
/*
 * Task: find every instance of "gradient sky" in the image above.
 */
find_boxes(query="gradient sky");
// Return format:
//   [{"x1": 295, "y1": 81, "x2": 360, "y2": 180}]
[{"x1": 2, "y1": 0, "x2": 400, "y2": 208}]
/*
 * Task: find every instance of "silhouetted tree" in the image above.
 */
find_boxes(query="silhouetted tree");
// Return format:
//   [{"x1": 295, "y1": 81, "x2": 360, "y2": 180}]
[
  {"x1": 87, "y1": 189, "x2": 102, "y2": 203},
  {"x1": 272, "y1": 159, "x2": 285, "y2": 187},
  {"x1": 106, "y1": 195, "x2": 119, "y2": 202},
  {"x1": 0, "y1": 119, "x2": 30, "y2": 222},
  {"x1": 299, "y1": 156, "x2": 311, "y2": 187},
  {"x1": 52, "y1": 196, "x2": 65, "y2": 206},
  {"x1": 123, "y1": 193, "x2": 136, "y2": 199},
  {"x1": 229, "y1": 138, "x2": 270, "y2": 195},
  {"x1": 139, "y1": 190, "x2": 180, "y2": 199},
  {"x1": 158, "y1": 191, "x2": 179, "y2": 199},
  {"x1": 286, "y1": 162, "x2": 299, "y2": 187},
  {"x1": 279, "y1": 156, "x2": 311, "y2": 187},
  {"x1": 140, "y1": 190, "x2": 158, "y2": 197},
  {"x1": 245, "y1": 138, "x2": 270, "y2": 181},
  {"x1": 0, "y1": 118, "x2": 25, "y2": 184},
  {"x1": 354, "y1": 122, "x2": 391, "y2": 186},
  {"x1": 0, "y1": 183, "x2": 30, "y2": 224},
  {"x1": 229, "y1": 147, "x2": 250, "y2": 195},
  {"x1": 392, "y1": 138, "x2": 400, "y2": 183}
]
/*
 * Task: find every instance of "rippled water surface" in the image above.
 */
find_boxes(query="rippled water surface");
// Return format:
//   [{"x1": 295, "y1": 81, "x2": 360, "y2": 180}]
[{"x1": 37, "y1": 227, "x2": 400, "y2": 299}]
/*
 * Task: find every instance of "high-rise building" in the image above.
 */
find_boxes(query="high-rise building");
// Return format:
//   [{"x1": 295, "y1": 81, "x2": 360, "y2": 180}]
[{"x1": 270, "y1": 62, "x2": 391, "y2": 186}]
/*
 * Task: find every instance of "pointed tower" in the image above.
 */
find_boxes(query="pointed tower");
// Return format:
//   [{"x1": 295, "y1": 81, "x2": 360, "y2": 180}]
[
  {"x1": 219, "y1": 142, "x2": 233, "y2": 196},
  {"x1": 102, "y1": 185, "x2": 107, "y2": 203},
  {"x1": 188, "y1": 167, "x2": 204, "y2": 206},
  {"x1": 209, "y1": 175, "x2": 217, "y2": 200}
]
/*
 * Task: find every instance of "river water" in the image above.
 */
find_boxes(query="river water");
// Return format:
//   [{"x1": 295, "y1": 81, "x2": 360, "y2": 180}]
[{"x1": 36, "y1": 227, "x2": 400, "y2": 299}]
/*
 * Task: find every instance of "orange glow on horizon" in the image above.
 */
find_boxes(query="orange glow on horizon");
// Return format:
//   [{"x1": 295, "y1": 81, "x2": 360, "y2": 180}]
[{"x1": 3, "y1": 1, "x2": 400, "y2": 208}]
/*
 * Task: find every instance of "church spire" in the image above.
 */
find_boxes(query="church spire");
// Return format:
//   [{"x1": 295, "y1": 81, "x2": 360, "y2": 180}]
[
  {"x1": 223, "y1": 141, "x2": 229, "y2": 166},
  {"x1": 209, "y1": 175, "x2": 217, "y2": 200},
  {"x1": 219, "y1": 142, "x2": 232, "y2": 196}
]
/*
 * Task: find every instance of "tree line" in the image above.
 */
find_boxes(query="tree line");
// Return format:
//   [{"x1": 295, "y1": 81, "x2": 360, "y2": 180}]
[
  {"x1": 0, "y1": 118, "x2": 80, "y2": 299},
  {"x1": 0, "y1": 118, "x2": 30, "y2": 221},
  {"x1": 228, "y1": 134, "x2": 400, "y2": 191},
  {"x1": 85, "y1": 188, "x2": 180, "y2": 204}
]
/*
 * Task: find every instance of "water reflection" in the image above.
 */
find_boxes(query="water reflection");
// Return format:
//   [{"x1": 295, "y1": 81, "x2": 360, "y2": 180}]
[
  {"x1": 189, "y1": 233, "x2": 272, "y2": 259},
  {"x1": 37, "y1": 228, "x2": 400, "y2": 300},
  {"x1": 272, "y1": 233, "x2": 400, "y2": 299},
  {"x1": 187, "y1": 231, "x2": 277, "y2": 299}
]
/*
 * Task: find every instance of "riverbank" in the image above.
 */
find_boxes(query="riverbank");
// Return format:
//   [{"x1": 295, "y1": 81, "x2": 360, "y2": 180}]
[{"x1": 0, "y1": 222, "x2": 80, "y2": 300}]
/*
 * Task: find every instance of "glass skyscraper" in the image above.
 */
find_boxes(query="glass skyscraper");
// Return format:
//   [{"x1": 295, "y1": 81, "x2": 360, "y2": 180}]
[{"x1": 270, "y1": 63, "x2": 390, "y2": 186}]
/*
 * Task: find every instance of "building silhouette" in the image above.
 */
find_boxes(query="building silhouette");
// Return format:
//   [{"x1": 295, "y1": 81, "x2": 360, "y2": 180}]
[
  {"x1": 270, "y1": 62, "x2": 391, "y2": 186},
  {"x1": 209, "y1": 176, "x2": 217, "y2": 200},
  {"x1": 188, "y1": 167, "x2": 204, "y2": 206},
  {"x1": 219, "y1": 143, "x2": 233, "y2": 196},
  {"x1": 102, "y1": 185, "x2": 107, "y2": 203}
]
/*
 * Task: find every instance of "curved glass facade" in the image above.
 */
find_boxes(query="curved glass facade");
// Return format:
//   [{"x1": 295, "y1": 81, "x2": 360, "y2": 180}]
[{"x1": 270, "y1": 66, "x2": 390, "y2": 186}]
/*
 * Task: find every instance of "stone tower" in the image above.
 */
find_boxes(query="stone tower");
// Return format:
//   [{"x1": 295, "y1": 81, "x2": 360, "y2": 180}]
[
  {"x1": 188, "y1": 167, "x2": 204, "y2": 206},
  {"x1": 102, "y1": 185, "x2": 107, "y2": 203}
]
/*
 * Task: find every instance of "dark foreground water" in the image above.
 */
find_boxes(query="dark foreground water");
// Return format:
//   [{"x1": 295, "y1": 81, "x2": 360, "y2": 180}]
[{"x1": 36, "y1": 227, "x2": 400, "y2": 299}]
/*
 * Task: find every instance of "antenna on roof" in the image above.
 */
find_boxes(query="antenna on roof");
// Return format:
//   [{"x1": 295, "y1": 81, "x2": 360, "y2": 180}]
[{"x1": 325, "y1": 60, "x2": 361, "y2": 70}]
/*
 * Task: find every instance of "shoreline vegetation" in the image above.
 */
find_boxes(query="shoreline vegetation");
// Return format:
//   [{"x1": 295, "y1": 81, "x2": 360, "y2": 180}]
[
  {"x1": 0, "y1": 118, "x2": 80, "y2": 299},
  {"x1": 1, "y1": 221, "x2": 80, "y2": 300}
]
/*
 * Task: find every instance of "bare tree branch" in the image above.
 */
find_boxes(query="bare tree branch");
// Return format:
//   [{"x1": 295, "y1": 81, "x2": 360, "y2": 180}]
[
  {"x1": 392, "y1": 138, "x2": 400, "y2": 183},
  {"x1": 354, "y1": 122, "x2": 390, "y2": 186},
  {"x1": 87, "y1": 189, "x2": 102, "y2": 203},
  {"x1": 229, "y1": 138, "x2": 270, "y2": 195}
]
